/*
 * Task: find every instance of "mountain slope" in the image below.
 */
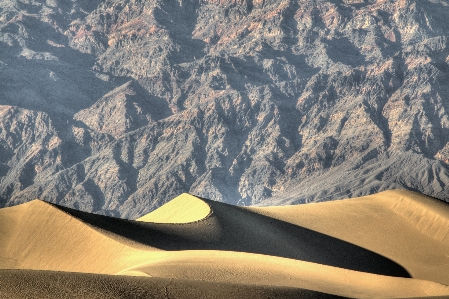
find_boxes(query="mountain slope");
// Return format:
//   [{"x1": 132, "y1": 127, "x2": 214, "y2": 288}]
[{"x1": 1, "y1": 0, "x2": 449, "y2": 216}]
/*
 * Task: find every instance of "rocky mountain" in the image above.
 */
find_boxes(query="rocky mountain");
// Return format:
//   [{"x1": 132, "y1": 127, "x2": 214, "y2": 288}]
[{"x1": 1, "y1": 0, "x2": 449, "y2": 218}]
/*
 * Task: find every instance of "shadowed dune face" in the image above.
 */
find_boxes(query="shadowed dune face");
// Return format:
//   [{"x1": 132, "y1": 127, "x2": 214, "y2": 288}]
[
  {"x1": 1, "y1": 190, "x2": 449, "y2": 298},
  {"x1": 206, "y1": 199, "x2": 411, "y2": 278},
  {"x1": 54, "y1": 196, "x2": 409, "y2": 278}
]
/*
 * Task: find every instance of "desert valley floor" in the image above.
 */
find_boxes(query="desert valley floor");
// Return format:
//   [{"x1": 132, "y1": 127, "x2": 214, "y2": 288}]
[{"x1": 0, "y1": 190, "x2": 448, "y2": 298}]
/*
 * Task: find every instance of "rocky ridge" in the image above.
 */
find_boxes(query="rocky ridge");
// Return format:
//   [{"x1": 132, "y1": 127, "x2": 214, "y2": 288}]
[{"x1": 1, "y1": 0, "x2": 449, "y2": 218}]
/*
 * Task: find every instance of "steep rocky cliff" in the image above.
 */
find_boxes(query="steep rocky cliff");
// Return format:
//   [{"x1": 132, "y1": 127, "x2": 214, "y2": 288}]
[{"x1": 1, "y1": 0, "x2": 449, "y2": 218}]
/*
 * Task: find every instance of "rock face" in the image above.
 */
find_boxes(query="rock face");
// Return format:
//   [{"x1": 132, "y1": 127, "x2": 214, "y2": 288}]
[{"x1": 1, "y1": 0, "x2": 449, "y2": 218}]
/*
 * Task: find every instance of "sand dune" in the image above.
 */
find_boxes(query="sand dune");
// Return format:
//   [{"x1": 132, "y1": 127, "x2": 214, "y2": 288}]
[
  {"x1": 124, "y1": 250, "x2": 449, "y2": 298},
  {"x1": 0, "y1": 200, "x2": 159, "y2": 274},
  {"x1": 250, "y1": 190, "x2": 449, "y2": 286},
  {"x1": 0, "y1": 190, "x2": 449, "y2": 298}
]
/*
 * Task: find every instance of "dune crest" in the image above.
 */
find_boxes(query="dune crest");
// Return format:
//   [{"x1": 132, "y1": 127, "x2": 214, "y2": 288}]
[{"x1": 136, "y1": 193, "x2": 211, "y2": 223}]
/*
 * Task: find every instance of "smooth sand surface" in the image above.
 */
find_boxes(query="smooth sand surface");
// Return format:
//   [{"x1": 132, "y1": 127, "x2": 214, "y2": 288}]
[
  {"x1": 136, "y1": 193, "x2": 211, "y2": 223},
  {"x1": 0, "y1": 200, "x2": 159, "y2": 274},
  {"x1": 0, "y1": 190, "x2": 448, "y2": 298},
  {"x1": 250, "y1": 190, "x2": 449, "y2": 286},
  {"x1": 125, "y1": 250, "x2": 449, "y2": 298}
]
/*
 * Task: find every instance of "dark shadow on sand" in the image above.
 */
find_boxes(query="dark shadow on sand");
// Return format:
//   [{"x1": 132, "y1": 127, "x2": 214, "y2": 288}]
[{"x1": 53, "y1": 199, "x2": 411, "y2": 279}]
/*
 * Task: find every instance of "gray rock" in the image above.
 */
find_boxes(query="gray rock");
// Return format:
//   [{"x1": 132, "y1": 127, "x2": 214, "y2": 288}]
[{"x1": 1, "y1": 0, "x2": 449, "y2": 218}]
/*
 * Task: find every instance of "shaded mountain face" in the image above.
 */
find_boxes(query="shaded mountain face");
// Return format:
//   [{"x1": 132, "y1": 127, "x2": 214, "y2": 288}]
[{"x1": 1, "y1": 0, "x2": 449, "y2": 218}]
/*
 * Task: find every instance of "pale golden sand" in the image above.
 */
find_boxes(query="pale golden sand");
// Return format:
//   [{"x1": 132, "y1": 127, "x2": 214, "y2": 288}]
[
  {"x1": 0, "y1": 190, "x2": 448, "y2": 298},
  {"x1": 0, "y1": 200, "x2": 159, "y2": 274},
  {"x1": 136, "y1": 193, "x2": 211, "y2": 223},
  {"x1": 250, "y1": 190, "x2": 449, "y2": 286},
  {"x1": 124, "y1": 250, "x2": 449, "y2": 298}
]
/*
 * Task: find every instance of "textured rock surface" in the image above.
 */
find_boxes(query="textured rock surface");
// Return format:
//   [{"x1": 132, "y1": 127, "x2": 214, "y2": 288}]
[{"x1": 1, "y1": 0, "x2": 449, "y2": 218}]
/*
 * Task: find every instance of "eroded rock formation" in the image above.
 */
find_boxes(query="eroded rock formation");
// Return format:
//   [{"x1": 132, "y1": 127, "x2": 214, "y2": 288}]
[{"x1": 1, "y1": 0, "x2": 449, "y2": 217}]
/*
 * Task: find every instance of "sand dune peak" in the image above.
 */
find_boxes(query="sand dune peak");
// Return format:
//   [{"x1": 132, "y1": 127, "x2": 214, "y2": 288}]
[{"x1": 136, "y1": 193, "x2": 212, "y2": 224}]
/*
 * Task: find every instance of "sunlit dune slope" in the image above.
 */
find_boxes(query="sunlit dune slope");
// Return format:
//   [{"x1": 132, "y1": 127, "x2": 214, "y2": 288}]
[
  {"x1": 250, "y1": 190, "x2": 449, "y2": 286},
  {"x1": 0, "y1": 200, "x2": 158, "y2": 274},
  {"x1": 1, "y1": 190, "x2": 449, "y2": 298},
  {"x1": 136, "y1": 193, "x2": 211, "y2": 223},
  {"x1": 124, "y1": 250, "x2": 449, "y2": 299}
]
